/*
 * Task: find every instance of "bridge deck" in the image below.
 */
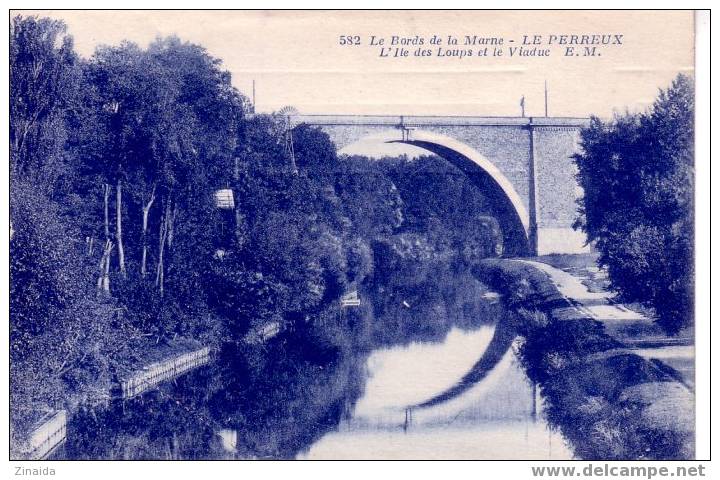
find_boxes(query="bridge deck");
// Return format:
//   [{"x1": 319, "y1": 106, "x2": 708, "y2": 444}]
[{"x1": 285, "y1": 115, "x2": 589, "y2": 128}]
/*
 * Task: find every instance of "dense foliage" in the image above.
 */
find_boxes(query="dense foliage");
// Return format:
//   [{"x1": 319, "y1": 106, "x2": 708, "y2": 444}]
[
  {"x1": 10, "y1": 16, "x2": 248, "y2": 432},
  {"x1": 573, "y1": 75, "x2": 694, "y2": 334},
  {"x1": 10, "y1": 15, "x2": 504, "y2": 446}
]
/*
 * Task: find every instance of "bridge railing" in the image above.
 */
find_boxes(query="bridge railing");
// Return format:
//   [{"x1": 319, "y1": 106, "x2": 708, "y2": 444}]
[{"x1": 284, "y1": 114, "x2": 589, "y2": 128}]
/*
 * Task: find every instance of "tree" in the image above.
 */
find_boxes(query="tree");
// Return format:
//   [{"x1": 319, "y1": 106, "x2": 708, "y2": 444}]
[
  {"x1": 221, "y1": 119, "x2": 348, "y2": 322},
  {"x1": 10, "y1": 15, "x2": 81, "y2": 194},
  {"x1": 335, "y1": 155, "x2": 404, "y2": 239},
  {"x1": 574, "y1": 74, "x2": 694, "y2": 334},
  {"x1": 10, "y1": 177, "x2": 115, "y2": 423},
  {"x1": 76, "y1": 37, "x2": 246, "y2": 338}
]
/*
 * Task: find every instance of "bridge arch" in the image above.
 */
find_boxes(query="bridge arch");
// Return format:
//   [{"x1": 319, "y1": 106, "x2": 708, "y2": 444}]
[{"x1": 339, "y1": 128, "x2": 531, "y2": 255}]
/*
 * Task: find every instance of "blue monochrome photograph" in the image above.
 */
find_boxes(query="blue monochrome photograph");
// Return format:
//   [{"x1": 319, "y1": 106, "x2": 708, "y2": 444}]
[{"x1": 9, "y1": 10, "x2": 698, "y2": 461}]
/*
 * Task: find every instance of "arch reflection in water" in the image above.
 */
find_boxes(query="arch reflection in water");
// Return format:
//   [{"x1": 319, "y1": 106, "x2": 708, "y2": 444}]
[{"x1": 301, "y1": 327, "x2": 572, "y2": 460}]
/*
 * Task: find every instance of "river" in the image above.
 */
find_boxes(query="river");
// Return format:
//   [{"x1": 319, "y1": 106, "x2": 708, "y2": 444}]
[{"x1": 57, "y1": 294, "x2": 573, "y2": 459}]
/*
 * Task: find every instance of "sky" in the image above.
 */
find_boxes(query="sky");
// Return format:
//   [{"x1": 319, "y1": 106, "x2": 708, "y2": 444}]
[{"x1": 17, "y1": 10, "x2": 694, "y2": 119}]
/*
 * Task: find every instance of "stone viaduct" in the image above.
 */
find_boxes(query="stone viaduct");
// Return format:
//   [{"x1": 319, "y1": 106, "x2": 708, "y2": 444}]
[{"x1": 290, "y1": 114, "x2": 591, "y2": 256}]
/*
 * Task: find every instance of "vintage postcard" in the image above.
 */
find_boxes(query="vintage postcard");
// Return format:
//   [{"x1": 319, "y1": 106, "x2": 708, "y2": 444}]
[{"x1": 8, "y1": 9, "x2": 703, "y2": 466}]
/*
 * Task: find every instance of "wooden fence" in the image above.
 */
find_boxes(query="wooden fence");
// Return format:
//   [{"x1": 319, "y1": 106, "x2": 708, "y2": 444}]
[
  {"x1": 244, "y1": 322, "x2": 280, "y2": 344},
  {"x1": 120, "y1": 347, "x2": 211, "y2": 399},
  {"x1": 21, "y1": 410, "x2": 67, "y2": 460}
]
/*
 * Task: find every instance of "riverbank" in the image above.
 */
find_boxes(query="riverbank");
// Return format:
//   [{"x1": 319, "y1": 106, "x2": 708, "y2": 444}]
[
  {"x1": 474, "y1": 258, "x2": 694, "y2": 460},
  {"x1": 10, "y1": 336, "x2": 210, "y2": 459},
  {"x1": 529, "y1": 254, "x2": 694, "y2": 387}
]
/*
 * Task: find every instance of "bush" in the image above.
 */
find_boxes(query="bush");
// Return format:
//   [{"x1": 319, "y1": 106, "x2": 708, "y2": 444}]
[
  {"x1": 10, "y1": 178, "x2": 114, "y2": 428},
  {"x1": 574, "y1": 75, "x2": 694, "y2": 335}
]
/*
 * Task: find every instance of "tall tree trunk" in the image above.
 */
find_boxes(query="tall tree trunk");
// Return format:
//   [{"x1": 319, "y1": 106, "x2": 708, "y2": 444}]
[
  {"x1": 156, "y1": 198, "x2": 171, "y2": 297},
  {"x1": 103, "y1": 242, "x2": 112, "y2": 293},
  {"x1": 167, "y1": 203, "x2": 177, "y2": 249},
  {"x1": 234, "y1": 209, "x2": 246, "y2": 248},
  {"x1": 96, "y1": 265, "x2": 102, "y2": 292},
  {"x1": 97, "y1": 239, "x2": 114, "y2": 294},
  {"x1": 116, "y1": 179, "x2": 126, "y2": 276},
  {"x1": 103, "y1": 183, "x2": 110, "y2": 241},
  {"x1": 141, "y1": 184, "x2": 156, "y2": 276}
]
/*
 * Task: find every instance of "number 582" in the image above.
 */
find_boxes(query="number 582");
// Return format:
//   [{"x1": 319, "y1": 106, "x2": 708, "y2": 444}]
[{"x1": 339, "y1": 35, "x2": 361, "y2": 45}]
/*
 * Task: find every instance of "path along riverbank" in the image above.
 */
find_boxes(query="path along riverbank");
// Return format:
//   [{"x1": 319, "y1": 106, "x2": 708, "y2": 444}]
[
  {"x1": 475, "y1": 257, "x2": 694, "y2": 460},
  {"x1": 526, "y1": 256, "x2": 694, "y2": 388}
]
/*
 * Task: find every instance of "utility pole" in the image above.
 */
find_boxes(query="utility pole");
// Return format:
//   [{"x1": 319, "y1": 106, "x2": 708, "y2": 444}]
[
  {"x1": 520, "y1": 95, "x2": 526, "y2": 117},
  {"x1": 252, "y1": 79, "x2": 256, "y2": 114}
]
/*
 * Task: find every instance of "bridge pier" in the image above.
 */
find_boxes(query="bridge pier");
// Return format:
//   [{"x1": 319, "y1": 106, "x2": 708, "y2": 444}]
[{"x1": 528, "y1": 124, "x2": 540, "y2": 256}]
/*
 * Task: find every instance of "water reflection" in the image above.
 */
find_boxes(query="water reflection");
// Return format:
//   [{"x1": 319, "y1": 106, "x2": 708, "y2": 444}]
[
  {"x1": 61, "y1": 341, "x2": 364, "y2": 460},
  {"x1": 217, "y1": 429, "x2": 238, "y2": 453},
  {"x1": 355, "y1": 327, "x2": 497, "y2": 416},
  {"x1": 58, "y1": 304, "x2": 571, "y2": 459},
  {"x1": 301, "y1": 328, "x2": 572, "y2": 460}
]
